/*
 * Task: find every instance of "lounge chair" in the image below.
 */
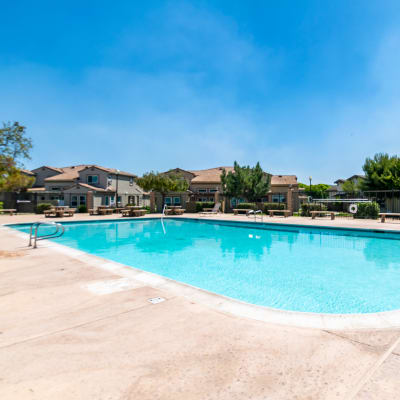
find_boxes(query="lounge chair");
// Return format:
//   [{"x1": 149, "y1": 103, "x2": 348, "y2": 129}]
[{"x1": 199, "y1": 202, "x2": 221, "y2": 216}]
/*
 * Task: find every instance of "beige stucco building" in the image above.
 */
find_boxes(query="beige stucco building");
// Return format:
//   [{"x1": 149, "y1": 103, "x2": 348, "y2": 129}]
[
  {"x1": 28, "y1": 165, "x2": 145, "y2": 209},
  {"x1": 153, "y1": 167, "x2": 301, "y2": 211}
]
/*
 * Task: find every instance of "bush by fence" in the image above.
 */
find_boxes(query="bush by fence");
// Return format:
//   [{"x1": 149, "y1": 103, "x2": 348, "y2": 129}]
[
  {"x1": 196, "y1": 201, "x2": 215, "y2": 212},
  {"x1": 36, "y1": 203, "x2": 53, "y2": 214},
  {"x1": 235, "y1": 202, "x2": 257, "y2": 210},
  {"x1": 354, "y1": 202, "x2": 379, "y2": 219},
  {"x1": 0, "y1": 201, "x2": 3, "y2": 210},
  {"x1": 300, "y1": 203, "x2": 327, "y2": 217},
  {"x1": 263, "y1": 202, "x2": 286, "y2": 213}
]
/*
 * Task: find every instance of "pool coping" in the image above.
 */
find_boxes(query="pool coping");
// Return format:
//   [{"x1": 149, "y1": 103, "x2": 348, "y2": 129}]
[{"x1": 3, "y1": 218, "x2": 400, "y2": 330}]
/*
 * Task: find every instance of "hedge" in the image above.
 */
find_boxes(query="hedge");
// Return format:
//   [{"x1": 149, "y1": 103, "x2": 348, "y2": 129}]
[
  {"x1": 36, "y1": 203, "x2": 53, "y2": 214},
  {"x1": 263, "y1": 202, "x2": 286, "y2": 212},
  {"x1": 235, "y1": 202, "x2": 257, "y2": 210},
  {"x1": 0, "y1": 201, "x2": 3, "y2": 210},
  {"x1": 78, "y1": 205, "x2": 87, "y2": 213},
  {"x1": 196, "y1": 201, "x2": 215, "y2": 212},
  {"x1": 354, "y1": 202, "x2": 380, "y2": 219},
  {"x1": 300, "y1": 203, "x2": 327, "y2": 217}
]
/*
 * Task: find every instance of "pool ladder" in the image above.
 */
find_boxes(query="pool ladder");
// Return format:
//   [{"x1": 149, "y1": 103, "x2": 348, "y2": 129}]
[
  {"x1": 29, "y1": 221, "x2": 65, "y2": 248},
  {"x1": 247, "y1": 209, "x2": 263, "y2": 222}
]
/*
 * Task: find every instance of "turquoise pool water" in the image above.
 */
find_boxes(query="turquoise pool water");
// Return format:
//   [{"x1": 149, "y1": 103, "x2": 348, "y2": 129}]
[{"x1": 10, "y1": 218, "x2": 400, "y2": 314}]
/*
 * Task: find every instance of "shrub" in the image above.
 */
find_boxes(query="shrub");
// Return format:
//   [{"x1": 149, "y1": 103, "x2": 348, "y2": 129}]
[
  {"x1": 36, "y1": 203, "x2": 53, "y2": 214},
  {"x1": 0, "y1": 201, "x2": 3, "y2": 210},
  {"x1": 263, "y1": 202, "x2": 286, "y2": 213},
  {"x1": 196, "y1": 201, "x2": 215, "y2": 212},
  {"x1": 236, "y1": 202, "x2": 257, "y2": 210},
  {"x1": 326, "y1": 201, "x2": 344, "y2": 212},
  {"x1": 354, "y1": 202, "x2": 380, "y2": 219},
  {"x1": 78, "y1": 205, "x2": 87, "y2": 213},
  {"x1": 142, "y1": 205, "x2": 151, "y2": 213},
  {"x1": 300, "y1": 203, "x2": 327, "y2": 217}
]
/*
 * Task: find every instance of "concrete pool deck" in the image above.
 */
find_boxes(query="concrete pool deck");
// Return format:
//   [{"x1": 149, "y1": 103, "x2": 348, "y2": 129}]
[{"x1": 1, "y1": 213, "x2": 400, "y2": 399}]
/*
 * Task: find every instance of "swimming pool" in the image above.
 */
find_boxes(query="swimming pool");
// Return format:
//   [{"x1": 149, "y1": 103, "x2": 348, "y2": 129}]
[{"x1": 10, "y1": 218, "x2": 400, "y2": 314}]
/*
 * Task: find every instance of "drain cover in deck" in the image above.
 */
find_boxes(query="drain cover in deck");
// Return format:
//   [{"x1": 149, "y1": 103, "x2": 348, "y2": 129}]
[{"x1": 148, "y1": 297, "x2": 166, "y2": 304}]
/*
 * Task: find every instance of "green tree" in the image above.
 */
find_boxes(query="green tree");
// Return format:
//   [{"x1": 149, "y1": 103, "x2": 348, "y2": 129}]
[
  {"x1": 0, "y1": 158, "x2": 34, "y2": 192},
  {"x1": 298, "y1": 183, "x2": 330, "y2": 198},
  {"x1": 362, "y1": 153, "x2": 400, "y2": 190},
  {"x1": 342, "y1": 179, "x2": 362, "y2": 194},
  {"x1": 221, "y1": 162, "x2": 246, "y2": 199},
  {"x1": 0, "y1": 122, "x2": 32, "y2": 163},
  {"x1": 0, "y1": 122, "x2": 34, "y2": 192},
  {"x1": 137, "y1": 171, "x2": 189, "y2": 205},
  {"x1": 221, "y1": 161, "x2": 270, "y2": 202}
]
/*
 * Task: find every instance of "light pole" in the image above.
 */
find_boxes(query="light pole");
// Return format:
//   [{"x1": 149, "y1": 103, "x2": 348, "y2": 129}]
[{"x1": 309, "y1": 176, "x2": 312, "y2": 194}]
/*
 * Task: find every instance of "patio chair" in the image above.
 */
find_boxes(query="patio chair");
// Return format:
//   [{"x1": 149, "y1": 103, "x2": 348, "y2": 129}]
[{"x1": 198, "y1": 202, "x2": 221, "y2": 216}]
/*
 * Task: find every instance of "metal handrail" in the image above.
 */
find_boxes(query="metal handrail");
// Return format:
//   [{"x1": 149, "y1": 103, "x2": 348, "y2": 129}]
[
  {"x1": 29, "y1": 221, "x2": 65, "y2": 248},
  {"x1": 247, "y1": 209, "x2": 263, "y2": 222},
  {"x1": 162, "y1": 204, "x2": 167, "y2": 218}
]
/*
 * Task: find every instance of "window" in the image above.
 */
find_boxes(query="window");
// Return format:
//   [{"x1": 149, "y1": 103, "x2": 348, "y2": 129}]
[
  {"x1": 209, "y1": 188, "x2": 217, "y2": 193},
  {"x1": 165, "y1": 197, "x2": 172, "y2": 205},
  {"x1": 230, "y1": 198, "x2": 245, "y2": 206},
  {"x1": 41, "y1": 196, "x2": 45, "y2": 201},
  {"x1": 79, "y1": 195, "x2": 86, "y2": 206},
  {"x1": 51, "y1": 187, "x2": 60, "y2": 191},
  {"x1": 71, "y1": 196, "x2": 78, "y2": 207},
  {"x1": 87, "y1": 175, "x2": 98, "y2": 184},
  {"x1": 107, "y1": 175, "x2": 112, "y2": 186},
  {"x1": 129, "y1": 177, "x2": 134, "y2": 186},
  {"x1": 272, "y1": 194, "x2": 286, "y2": 203},
  {"x1": 117, "y1": 196, "x2": 121, "y2": 205},
  {"x1": 173, "y1": 197, "x2": 181, "y2": 205},
  {"x1": 198, "y1": 189, "x2": 207, "y2": 193}
]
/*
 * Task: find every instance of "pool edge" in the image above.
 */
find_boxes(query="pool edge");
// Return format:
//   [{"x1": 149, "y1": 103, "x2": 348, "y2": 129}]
[{"x1": 3, "y1": 222, "x2": 400, "y2": 331}]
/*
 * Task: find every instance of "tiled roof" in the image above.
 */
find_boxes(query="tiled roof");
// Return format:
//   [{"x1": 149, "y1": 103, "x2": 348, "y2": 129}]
[
  {"x1": 31, "y1": 166, "x2": 63, "y2": 173},
  {"x1": 44, "y1": 164, "x2": 137, "y2": 182},
  {"x1": 80, "y1": 165, "x2": 137, "y2": 178},
  {"x1": 187, "y1": 167, "x2": 297, "y2": 186},
  {"x1": 45, "y1": 165, "x2": 88, "y2": 181},
  {"x1": 189, "y1": 167, "x2": 234, "y2": 183},
  {"x1": 63, "y1": 182, "x2": 114, "y2": 192},
  {"x1": 21, "y1": 169, "x2": 35, "y2": 176},
  {"x1": 270, "y1": 175, "x2": 297, "y2": 185}
]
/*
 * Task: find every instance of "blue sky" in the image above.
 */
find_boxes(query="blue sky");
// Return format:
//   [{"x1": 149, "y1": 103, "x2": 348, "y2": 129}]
[{"x1": 1, "y1": 1, "x2": 400, "y2": 183}]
